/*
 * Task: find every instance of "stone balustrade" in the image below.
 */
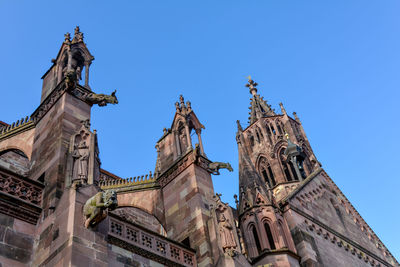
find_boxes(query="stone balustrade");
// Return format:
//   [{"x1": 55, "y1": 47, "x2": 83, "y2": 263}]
[
  {"x1": 0, "y1": 169, "x2": 43, "y2": 206},
  {"x1": 108, "y1": 214, "x2": 196, "y2": 267},
  {"x1": 0, "y1": 169, "x2": 44, "y2": 224}
]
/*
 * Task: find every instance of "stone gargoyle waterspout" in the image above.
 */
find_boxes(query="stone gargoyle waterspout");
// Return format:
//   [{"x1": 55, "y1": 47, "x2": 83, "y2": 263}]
[{"x1": 83, "y1": 189, "x2": 118, "y2": 228}]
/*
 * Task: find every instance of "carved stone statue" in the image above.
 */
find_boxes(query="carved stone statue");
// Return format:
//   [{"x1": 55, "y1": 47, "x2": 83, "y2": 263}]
[
  {"x1": 208, "y1": 162, "x2": 233, "y2": 175},
  {"x1": 83, "y1": 190, "x2": 118, "y2": 228},
  {"x1": 65, "y1": 70, "x2": 77, "y2": 89},
  {"x1": 72, "y1": 134, "x2": 90, "y2": 182},
  {"x1": 85, "y1": 90, "x2": 118, "y2": 106},
  {"x1": 217, "y1": 213, "x2": 237, "y2": 252},
  {"x1": 178, "y1": 127, "x2": 188, "y2": 152}
]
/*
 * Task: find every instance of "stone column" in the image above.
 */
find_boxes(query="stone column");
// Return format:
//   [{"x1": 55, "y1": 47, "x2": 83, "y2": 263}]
[
  {"x1": 195, "y1": 128, "x2": 204, "y2": 155},
  {"x1": 84, "y1": 62, "x2": 90, "y2": 88}
]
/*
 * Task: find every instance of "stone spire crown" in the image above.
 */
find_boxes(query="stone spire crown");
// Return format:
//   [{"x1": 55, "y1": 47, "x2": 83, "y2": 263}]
[{"x1": 245, "y1": 77, "x2": 275, "y2": 124}]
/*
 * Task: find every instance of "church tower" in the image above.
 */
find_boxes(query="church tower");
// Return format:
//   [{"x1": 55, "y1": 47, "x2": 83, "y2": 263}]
[{"x1": 236, "y1": 77, "x2": 317, "y2": 265}]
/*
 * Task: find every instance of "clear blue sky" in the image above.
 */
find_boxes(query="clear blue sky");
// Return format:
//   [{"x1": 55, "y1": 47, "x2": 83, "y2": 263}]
[{"x1": 1, "y1": 1, "x2": 399, "y2": 260}]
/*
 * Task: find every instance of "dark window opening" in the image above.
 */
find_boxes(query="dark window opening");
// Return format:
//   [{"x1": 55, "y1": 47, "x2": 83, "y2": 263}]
[
  {"x1": 289, "y1": 161, "x2": 299, "y2": 181},
  {"x1": 249, "y1": 135, "x2": 255, "y2": 147},
  {"x1": 262, "y1": 169, "x2": 271, "y2": 188},
  {"x1": 268, "y1": 166, "x2": 276, "y2": 186},
  {"x1": 251, "y1": 225, "x2": 262, "y2": 255},
  {"x1": 277, "y1": 124, "x2": 283, "y2": 135},
  {"x1": 264, "y1": 223, "x2": 276, "y2": 250},
  {"x1": 271, "y1": 125, "x2": 276, "y2": 135}
]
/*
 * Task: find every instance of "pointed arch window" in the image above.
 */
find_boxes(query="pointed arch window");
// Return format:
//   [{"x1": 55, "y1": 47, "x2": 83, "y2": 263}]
[
  {"x1": 258, "y1": 157, "x2": 276, "y2": 188},
  {"x1": 279, "y1": 149, "x2": 297, "y2": 182},
  {"x1": 250, "y1": 224, "x2": 262, "y2": 256},
  {"x1": 265, "y1": 124, "x2": 273, "y2": 144},
  {"x1": 264, "y1": 222, "x2": 276, "y2": 250}
]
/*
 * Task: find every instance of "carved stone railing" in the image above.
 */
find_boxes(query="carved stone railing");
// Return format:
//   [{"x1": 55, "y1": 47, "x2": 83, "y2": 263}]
[
  {"x1": 0, "y1": 168, "x2": 44, "y2": 224},
  {"x1": 0, "y1": 116, "x2": 34, "y2": 140},
  {"x1": 108, "y1": 214, "x2": 196, "y2": 266},
  {"x1": 99, "y1": 171, "x2": 158, "y2": 190}
]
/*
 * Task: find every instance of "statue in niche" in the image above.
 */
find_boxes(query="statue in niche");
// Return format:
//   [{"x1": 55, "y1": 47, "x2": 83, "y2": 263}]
[
  {"x1": 72, "y1": 131, "x2": 90, "y2": 182},
  {"x1": 178, "y1": 127, "x2": 188, "y2": 152},
  {"x1": 214, "y1": 197, "x2": 237, "y2": 256}
]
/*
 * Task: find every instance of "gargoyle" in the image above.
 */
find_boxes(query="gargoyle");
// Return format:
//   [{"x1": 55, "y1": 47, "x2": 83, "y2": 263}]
[
  {"x1": 85, "y1": 90, "x2": 118, "y2": 106},
  {"x1": 208, "y1": 162, "x2": 233, "y2": 175},
  {"x1": 83, "y1": 189, "x2": 118, "y2": 228}
]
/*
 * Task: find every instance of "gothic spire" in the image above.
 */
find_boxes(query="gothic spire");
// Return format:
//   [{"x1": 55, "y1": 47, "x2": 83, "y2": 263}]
[{"x1": 245, "y1": 77, "x2": 275, "y2": 124}]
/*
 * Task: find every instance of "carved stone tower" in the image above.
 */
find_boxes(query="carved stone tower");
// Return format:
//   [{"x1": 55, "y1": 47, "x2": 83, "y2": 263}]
[
  {"x1": 30, "y1": 26, "x2": 95, "y2": 218},
  {"x1": 235, "y1": 77, "x2": 315, "y2": 265},
  {"x1": 155, "y1": 95, "x2": 217, "y2": 266}
]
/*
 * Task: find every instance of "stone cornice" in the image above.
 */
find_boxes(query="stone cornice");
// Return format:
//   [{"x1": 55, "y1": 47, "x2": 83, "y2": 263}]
[
  {"x1": 31, "y1": 80, "x2": 92, "y2": 124},
  {"x1": 157, "y1": 150, "x2": 211, "y2": 188}
]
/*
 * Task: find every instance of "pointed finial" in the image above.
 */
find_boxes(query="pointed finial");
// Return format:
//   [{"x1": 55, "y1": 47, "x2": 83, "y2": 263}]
[
  {"x1": 245, "y1": 76, "x2": 258, "y2": 96},
  {"x1": 279, "y1": 102, "x2": 287, "y2": 115},
  {"x1": 64, "y1": 32, "x2": 71, "y2": 43},
  {"x1": 180, "y1": 95, "x2": 184, "y2": 105},
  {"x1": 72, "y1": 26, "x2": 84, "y2": 43},
  {"x1": 236, "y1": 120, "x2": 243, "y2": 132},
  {"x1": 175, "y1": 102, "x2": 180, "y2": 111}
]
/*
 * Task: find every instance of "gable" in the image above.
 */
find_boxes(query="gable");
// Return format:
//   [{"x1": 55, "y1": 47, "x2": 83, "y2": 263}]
[{"x1": 286, "y1": 170, "x2": 395, "y2": 264}]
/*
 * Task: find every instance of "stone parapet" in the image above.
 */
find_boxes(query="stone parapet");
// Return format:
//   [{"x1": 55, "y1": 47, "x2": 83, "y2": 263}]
[{"x1": 108, "y1": 214, "x2": 196, "y2": 267}]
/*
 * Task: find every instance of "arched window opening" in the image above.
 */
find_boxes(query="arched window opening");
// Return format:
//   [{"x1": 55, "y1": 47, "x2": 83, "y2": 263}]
[
  {"x1": 289, "y1": 161, "x2": 299, "y2": 181},
  {"x1": 255, "y1": 131, "x2": 260, "y2": 143},
  {"x1": 271, "y1": 125, "x2": 276, "y2": 135},
  {"x1": 268, "y1": 166, "x2": 276, "y2": 186},
  {"x1": 279, "y1": 149, "x2": 293, "y2": 182},
  {"x1": 259, "y1": 157, "x2": 276, "y2": 188},
  {"x1": 251, "y1": 225, "x2": 262, "y2": 255},
  {"x1": 249, "y1": 134, "x2": 255, "y2": 147},
  {"x1": 262, "y1": 169, "x2": 271, "y2": 188},
  {"x1": 277, "y1": 123, "x2": 283, "y2": 135},
  {"x1": 265, "y1": 125, "x2": 272, "y2": 144},
  {"x1": 264, "y1": 223, "x2": 276, "y2": 250},
  {"x1": 256, "y1": 126, "x2": 263, "y2": 141}
]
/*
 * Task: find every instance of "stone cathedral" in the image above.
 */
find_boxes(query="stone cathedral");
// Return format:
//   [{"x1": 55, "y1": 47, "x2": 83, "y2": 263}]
[{"x1": 0, "y1": 27, "x2": 398, "y2": 267}]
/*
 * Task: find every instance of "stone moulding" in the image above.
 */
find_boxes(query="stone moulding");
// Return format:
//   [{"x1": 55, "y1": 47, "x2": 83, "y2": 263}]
[
  {"x1": 0, "y1": 168, "x2": 44, "y2": 224},
  {"x1": 31, "y1": 79, "x2": 93, "y2": 124},
  {"x1": 107, "y1": 214, "x2": 196, "y2": 267}
]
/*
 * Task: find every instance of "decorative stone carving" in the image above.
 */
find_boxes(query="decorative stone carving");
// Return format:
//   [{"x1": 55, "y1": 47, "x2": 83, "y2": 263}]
[
  {"x1": 208, "y1": 162, "x2": 233, "y2": 175},
  {"x1": 85, "y1": 90, "x2": 118, "y2": 106},
  {"x1": 72, "y1": 134, "x2": 90, "y2": 181},
  {"x1": 83, "y1": 189, "x2": 117, "y2": 228},
  {"x1": 211, "y1": 193, "x2": 240, "y2": 257},
  {"x1": 66, "y1": 120, "x2": 101, "y2": 186}
]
